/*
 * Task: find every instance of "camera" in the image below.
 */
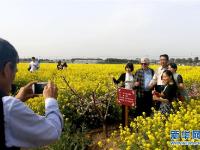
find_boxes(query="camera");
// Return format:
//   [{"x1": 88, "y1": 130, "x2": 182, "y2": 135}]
[{"x1": 32, "y1": 82, "x2": 47, "y2": 94}]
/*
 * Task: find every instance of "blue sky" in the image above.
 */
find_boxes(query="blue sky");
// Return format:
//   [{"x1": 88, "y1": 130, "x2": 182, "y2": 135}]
[{"x1": 1, "y1": 0, "x2": 200, "y2": 59}]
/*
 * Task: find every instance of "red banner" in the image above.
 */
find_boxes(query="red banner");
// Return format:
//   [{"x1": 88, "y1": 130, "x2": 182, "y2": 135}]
[{"x1": 117, "y1": 88, "x2": 136, "y2": 107}]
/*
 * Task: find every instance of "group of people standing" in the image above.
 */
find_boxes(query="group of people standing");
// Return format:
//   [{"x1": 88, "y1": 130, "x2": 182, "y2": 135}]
[
  {"x1": 113, "y1": 54, "x2": 188, "y2": 118},
  {"x1": 0, "y1": 38, "x2": 191, "y2": 149},
  {"x1": 57, "y1": 60, "x2": 68, "y2": 70},
  {"x1": 28, "y1": 58, "x2": 68, "y2": 72}
]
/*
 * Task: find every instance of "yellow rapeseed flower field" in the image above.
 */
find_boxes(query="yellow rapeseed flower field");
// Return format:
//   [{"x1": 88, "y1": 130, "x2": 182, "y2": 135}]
[{"x1": 15, "y1": 63, "x2": 200, "y2": 149}]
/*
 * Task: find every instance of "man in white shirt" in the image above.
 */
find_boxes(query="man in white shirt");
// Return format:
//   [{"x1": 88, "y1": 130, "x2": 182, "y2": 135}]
[
  {"x1": 149, "y1": 54, "x2": 169, "y2": 110},
  {"x1": 0, "y1": 38, "x2": 63, "y2": 149},
  {"x1": 29, "y1": 57, "x2": 39, "y2": 72}
]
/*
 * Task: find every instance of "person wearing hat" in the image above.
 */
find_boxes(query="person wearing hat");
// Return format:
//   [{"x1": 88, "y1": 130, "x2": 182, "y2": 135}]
[
  {"x1": 134, "y1": 58, "x2": 154, "y2": 116},
  {"x1": 0, "y1": 38, "x2": 63, "y2": 149}
]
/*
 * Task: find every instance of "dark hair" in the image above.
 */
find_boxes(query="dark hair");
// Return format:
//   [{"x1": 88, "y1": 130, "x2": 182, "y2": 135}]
[
  {"x1": 62, "y1": 62, "x2": 67, "y2": 67},
  {"x1": 168, "y1": 63, "x2": 177, "y2": 70},
  {"x1": 32, "y1": 57, "x2": 35, "y2": 60},
  {"x1": 125, "y1": 62, "x2": 134, "y2": 72},
  {"x1": 161, "y1": 70, "x2": 176, "y2": 85},
  {"x1": 160, "y1": 54, "x2": 169, "y2": 61},
  {"x1": 0, "y1": 38, "x2": 19, "y2": 71}
]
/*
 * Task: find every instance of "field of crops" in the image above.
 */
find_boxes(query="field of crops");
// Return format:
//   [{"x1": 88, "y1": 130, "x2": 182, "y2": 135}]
[{"x1": 14, "y1": 63, "x2": 200, "y2": 150}]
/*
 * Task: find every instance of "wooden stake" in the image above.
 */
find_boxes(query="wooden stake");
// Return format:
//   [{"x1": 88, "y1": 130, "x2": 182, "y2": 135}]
[{"x1": 125, "y1": 106, "x2": 129, "y2": 127}]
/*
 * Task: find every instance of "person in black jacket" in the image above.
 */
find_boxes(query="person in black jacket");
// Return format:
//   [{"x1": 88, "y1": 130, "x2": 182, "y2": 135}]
[
  {"x1": 62, "y1": 62, "x2": 68, "y2": 69},
  {"x1": 112, "y1": 62, "x2": 135, "y2": 127},
  {"x1": 57, "y1": 60, "x2": 63, "y2": 70},
  {"x1": 153, "y1": 70, "x2": 177, "y2": 114},
  {"x1": 113, "y1": 62, "x2": 134, "y2": 89}
]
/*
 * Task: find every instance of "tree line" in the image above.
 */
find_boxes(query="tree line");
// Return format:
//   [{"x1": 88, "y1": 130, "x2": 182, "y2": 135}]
[{"x1": 19, "y1": 57, "x2": 200, "y2": 65}]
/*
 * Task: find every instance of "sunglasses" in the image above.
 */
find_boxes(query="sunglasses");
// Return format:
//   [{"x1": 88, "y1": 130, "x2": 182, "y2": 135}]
[{"x1": 141, "y1": 63, "x2": 147, "y2": 65}]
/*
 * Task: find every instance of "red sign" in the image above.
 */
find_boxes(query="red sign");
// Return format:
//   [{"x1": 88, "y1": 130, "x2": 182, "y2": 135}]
[{"x1": 117, "y1": 88, "x2": 136, "y2": 107}]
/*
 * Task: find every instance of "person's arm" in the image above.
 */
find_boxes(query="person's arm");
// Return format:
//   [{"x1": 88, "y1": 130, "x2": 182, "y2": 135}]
[
  {"x1": 8, "y1": 81, "x2": 63, "y2": 148},
  {"x1": 113, "y1": 73, "x2": 124, "y2": 85},
  {"x1": 162, "y1": 84, "x2": 176, "y2": 102},
  {"x1": 177, "y1": 75, "x2": 185, "y2": 90},
  {"x1": 149, "y1": 70, "x2": 158, "y2": 89},
  {"x1": 153, "y1": 88, "x2": 168, "y2": 103},
  {"x1": 28, "y1": 63, "x2": 32, "y2": 70},
  {"x1": 153, "y1": 95, "x2": 169, "y2": 103},
  {"x1": 7, "y1": 98, "x2": 63, "y2": 148},
  {"x1": 133, "y1": 71, "x2": 140, "y2": 87},
  {"x1": 153, "y1": 85, "x2": 174, "y2": 103}
]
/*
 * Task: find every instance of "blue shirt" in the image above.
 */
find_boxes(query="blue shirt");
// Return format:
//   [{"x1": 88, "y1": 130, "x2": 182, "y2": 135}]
[{"x1": 144, "y1": 69, "x2": 153, "y2": 91}]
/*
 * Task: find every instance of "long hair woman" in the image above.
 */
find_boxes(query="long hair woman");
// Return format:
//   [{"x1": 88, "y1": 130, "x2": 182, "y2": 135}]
[{"x1": 153, "y1": 70, "x2": 177, "y2": 114}]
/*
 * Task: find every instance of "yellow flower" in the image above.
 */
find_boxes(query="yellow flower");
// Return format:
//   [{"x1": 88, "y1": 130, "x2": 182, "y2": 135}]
[
  {"x1": 126, "y1": 146, "x2": 131, "y2": 150},
  {"x1": 98, "y1": 141, "x2": 103, "y2": 148},
  {"x1": 16, "y1": 63, "x2": 200, "y2": 150},
  {"x1": 106, "y1": 138, "x2": 111, "y2": 143},
  {"x1": 127, "y1": 140, "x2": 131, "y2": 146}
]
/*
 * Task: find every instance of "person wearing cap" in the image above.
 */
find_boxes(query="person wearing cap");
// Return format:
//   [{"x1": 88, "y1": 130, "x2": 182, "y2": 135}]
[
  {"x1": 149, "y1": 54, "x2": 169, "y2": 110},
  {"x1": 134, "y1": 58, "x2": 154, "y2": 116},
  {"x1": 168, "y1": 63, "x2": 189, "y2": 102},
  {"x1": 112, "y1": 62, "x2": 135, "y2": 126},
  {"x1": 0, "y1": 38, "x2": 63, "y2": 149}
]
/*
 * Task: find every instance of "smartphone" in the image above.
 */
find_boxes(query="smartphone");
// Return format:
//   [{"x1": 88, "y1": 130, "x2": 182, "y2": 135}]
[{"x1": 32, "y1": 82, "x2": 47, "y2": 94}]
